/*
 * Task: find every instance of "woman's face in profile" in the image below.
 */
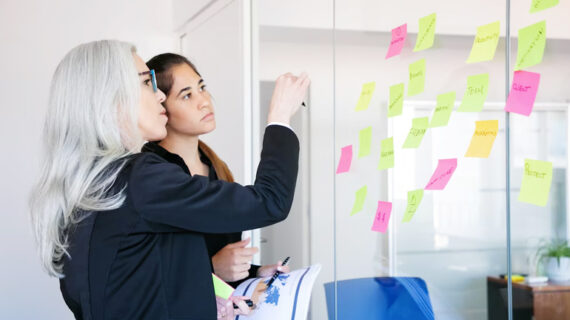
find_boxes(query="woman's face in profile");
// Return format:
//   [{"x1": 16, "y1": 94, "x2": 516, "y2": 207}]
[
  {"x1": 134, "y1": 54, "x2": 168, "y2": 141},
  {"x1": 163, "y1": 63, "x2": 216, "y2": 137}
]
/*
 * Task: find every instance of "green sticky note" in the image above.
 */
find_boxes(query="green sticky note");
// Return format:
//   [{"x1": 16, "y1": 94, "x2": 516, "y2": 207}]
[
  {"x1": 402, "y1": 189, "x2": 424, "y2": 222},
  {"x1": 530, "y1": 0, "x2": 559, "y2": 13},
  {"x1": 355, "y1": 82, "x2": 376, "y2": 111},
  {"x1": 351, "y1": 185, "x2": 368, "y2": 216},
  {"x1": 467, "y1": 21, "x2": 500, "y2": 63},
  {"x1": 457, "y1": 73, "x2": 489, "y2": 112},
  {"x1": 378, "y1": 137, "x2": 394, "y2": 170},
  {"x1": 212, "y1": 273, "x2": 234, "y2": 299},
  {"x1": 403, "y1": 117, "x2": 429, "y2": 149},
  {"x1": 414, "y1": 13, "x2": 437, "y2": 52},
  {"x1": 429, "y1": 91, "x2": 456, "y2": 128},
  {"x1": 358, "y1": 126, "x2": 373, "y2": 158},
  {"x1": 408, "y1": 59, "x2": 426, "y2": 96},
  {"x1": 518, "y1": 159, "x2": 553, "y2": 206},
  {"x1": 388, "y1": 83, "x2": 405, "y2": 117},
  {"x1": 515, "y1": 20, "x2": 546, "y2": 70}
]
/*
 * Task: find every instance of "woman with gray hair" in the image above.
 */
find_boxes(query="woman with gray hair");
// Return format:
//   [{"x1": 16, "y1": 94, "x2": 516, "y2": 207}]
[{"x1": 30, "y1": 40, "x2": 309, "y2": 319}]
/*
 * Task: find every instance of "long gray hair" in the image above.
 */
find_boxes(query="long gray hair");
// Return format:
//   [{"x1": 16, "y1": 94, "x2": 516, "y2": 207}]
[{"x1": 30, "y1": 40, "x2": 142, "y2": 277}]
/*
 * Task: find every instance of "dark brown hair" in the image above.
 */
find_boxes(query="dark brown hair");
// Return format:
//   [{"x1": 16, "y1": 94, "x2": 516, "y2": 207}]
[{"x1": 147, "y1": 53, "x2": 234, "y2": 183}]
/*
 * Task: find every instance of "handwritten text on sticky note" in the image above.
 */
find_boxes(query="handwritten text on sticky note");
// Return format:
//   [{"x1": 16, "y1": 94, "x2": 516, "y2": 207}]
[
  {"x1": 402, "y1": 189, "x2": 424, "y2": 222},
  {"x1": 505, "y1": 70, "x2": 540, "y2": 116},
  {"x1": 403, "y1": 117, "x2": 429, "y2": 149},
  {"x1": 518, "y1": 159, "x2": 553, "y2": 206},
  {"x1": 465, "y1": 120, "x2": 499, "y2": 158},
  {"x1": 386, "y1": 24, "x2": 407, "y2": 59},
  {"x1": 388, "y1": 83, "x2": 405, "y2": 117},
  {"x1": 467, "y1": 21, "x2": 500, "y2": 63},
  {"x1": 458, "y1": 73, "x2": 489, "y2": 112},
  {"x1": 429, "y1": 91, "x2": 456, "y2": 128},
  {"x1": 378, "y1": 137, "x2": 394, "y2": 170},
  {"x1": 530, "y1": 0, "x2": 559, "y2": 13},
  {"x1": 425, "y1": 159, "x2": 458, "y2": 190},
  {"x1": 515, "y1": 20, "x2": 546, "y2": 70},
  {"x1": 414, "y1": 13, "x2": 436, "y2": 52},
  {"x1": 371, "y1": 201, "x2": 392, "y2": 232},
  {"x1": 408, "y1": 58, "x2": 426, "y2": 96},
  {"x1": 355, "y1": 82, "x2": 376, "y2": 111}
]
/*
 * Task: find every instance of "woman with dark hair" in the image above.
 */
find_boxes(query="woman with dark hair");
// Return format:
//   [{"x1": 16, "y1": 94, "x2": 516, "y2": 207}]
[
  {"x1": 30, "y1": 40, "x2": 309, "y2": 319},
  {"x1": 144, "y1": 53, "x2": 289, "y2": 289}
]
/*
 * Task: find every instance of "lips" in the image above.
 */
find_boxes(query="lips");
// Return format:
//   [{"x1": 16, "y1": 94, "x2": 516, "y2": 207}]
[{"x1": 202, "y1": 112, "x2": 214, "y2": 121}]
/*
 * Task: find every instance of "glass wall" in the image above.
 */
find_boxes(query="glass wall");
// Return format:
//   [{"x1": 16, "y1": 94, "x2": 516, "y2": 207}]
[{"x1": 256, "y1": 0, "x2": 569, "y2": 319}]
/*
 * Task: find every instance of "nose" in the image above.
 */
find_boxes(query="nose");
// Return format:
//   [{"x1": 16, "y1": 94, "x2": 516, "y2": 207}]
[
  {"x1": 197, "y1": 91, "x2": 210, "y2": 110},
  {"x1": 156, "y1": 89, "x2": 166, "y2": 103}
]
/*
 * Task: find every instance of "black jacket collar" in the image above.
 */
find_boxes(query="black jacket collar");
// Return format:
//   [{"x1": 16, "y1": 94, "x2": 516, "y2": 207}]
[{"x1": 141, "y1": 142, "x2": 217, "y2": 180}]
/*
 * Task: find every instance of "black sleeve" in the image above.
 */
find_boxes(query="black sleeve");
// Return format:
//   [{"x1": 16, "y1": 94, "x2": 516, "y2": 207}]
[{"x1": 131, "y1": 125, "x2": 299, "y2": 234}]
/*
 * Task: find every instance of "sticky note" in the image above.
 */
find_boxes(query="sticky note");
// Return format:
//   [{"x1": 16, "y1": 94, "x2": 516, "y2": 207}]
[
  {"x1": 467, "y1": 21, "x2": 501, "y2": 63},
  {"x1": 518, "y1": 159, "x2": 553, "y2": 206},
  {"x1": 402, "y1": 189, "x2": 424, "y2": 222},
  {"x1": 515, "y1": 21, "x2": 546, "y2": 70},
  {"x1": 403, "y1": 117, "x2": 429, "y2": 149},
  {"x1": 429, "y1": 91, "x2": 456, "y2": 128},
  {"x1": 358, "y1": 126, "x2": 373, "y2": 158},
  {"x1": 386, "y1": 24, "x2": 407, "y2": 59},
  {"x1": 355, "y1": 82, "x2": 376, "y2": 111},
  {"x1": 408, "y1": 59, "x2": 426, "y2": 96},
  {"x1": 371, "y1": 201, "x2": 392, "y2": 233},
  {"x1": 505, "y1": 70, "x2": 540, "y2": 116},
  {"x1": 465, "y1": 120, "x2": 499, "y2": 158},
  {"x1": 457, "y1": 73, "x2": 489, "y2": 112},
  {"x1": 530, "y1": 0, "x2": 559, "y2": 13},
  {"x1": 388, "y1": 83, "x2": 405, "y2": 117},
  {"x1": 378, "y1": 137, "x2": 394, "y2": 170},
  {"x1": 351, "y1": 185, "x2": 368, "y2": 216},
  {"x1": 336, "y1": 145, "x2": 353, "y2": 174},
  {"x1": 212, "y1": 273, "x2": 234, "y2": 299},
  {"x1": 425, "y1": 159, "x2": 458, "y2": 190},
  {"x1": 413, "y1": 13, "x2": 436, "y2": 52}
]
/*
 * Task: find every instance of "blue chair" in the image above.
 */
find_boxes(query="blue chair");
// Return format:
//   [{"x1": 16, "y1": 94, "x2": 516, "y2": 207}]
[{"x1": 324, "y1": 277, "x2": 434, "y2": 320}]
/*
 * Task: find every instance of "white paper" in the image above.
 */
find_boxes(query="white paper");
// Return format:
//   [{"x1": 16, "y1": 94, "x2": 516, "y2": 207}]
[{"x1": 234, "y1": 264, "x2": 322, "y2": 320}]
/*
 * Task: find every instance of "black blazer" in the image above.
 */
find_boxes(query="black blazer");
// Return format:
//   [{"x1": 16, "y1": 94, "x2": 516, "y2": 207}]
[
  {"x1": 140, "y1": 141, "x2": 260, "y2": 286},
  {"x1": 59, "y1": 125, "x2": 299, "y2": 319}
]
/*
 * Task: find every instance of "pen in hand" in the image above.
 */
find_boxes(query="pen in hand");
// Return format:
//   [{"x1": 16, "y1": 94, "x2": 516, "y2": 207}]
[{"x1": 266, "y1": 256, "x2": 290, "y2": 290}]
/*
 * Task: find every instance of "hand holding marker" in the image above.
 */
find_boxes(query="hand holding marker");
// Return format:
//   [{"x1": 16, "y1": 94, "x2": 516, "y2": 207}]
[{"x1": 266, "y1": 256, "x2": 291, "y2": 290}]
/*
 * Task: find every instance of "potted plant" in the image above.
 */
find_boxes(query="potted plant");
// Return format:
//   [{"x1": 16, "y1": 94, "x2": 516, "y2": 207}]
[{"x1": 536, "y1": 239, "x2": 570, "y2": 282}]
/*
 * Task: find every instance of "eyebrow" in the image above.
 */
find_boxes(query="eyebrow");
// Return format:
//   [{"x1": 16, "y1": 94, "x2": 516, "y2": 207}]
[{"x1": 177, "y1": 79, "x2": 204, "y2": 97}]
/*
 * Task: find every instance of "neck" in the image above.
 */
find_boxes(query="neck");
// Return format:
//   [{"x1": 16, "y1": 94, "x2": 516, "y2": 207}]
[{"x1": 159, "y1": 130, "x2": 202, "y2": 170}]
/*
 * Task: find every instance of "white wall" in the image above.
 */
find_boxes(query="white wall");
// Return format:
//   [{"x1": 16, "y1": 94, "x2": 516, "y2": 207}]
[
  {"x1": 259, "y1": 0, "x2": 570, "y2": 39},
  {"x1": 0, "y1": 1, "x2": 176, "y2": 318}
]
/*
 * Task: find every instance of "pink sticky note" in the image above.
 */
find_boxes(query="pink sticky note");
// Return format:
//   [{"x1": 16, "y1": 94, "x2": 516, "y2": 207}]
[
  {"x1": 425, "y1": 159, "x2": 458, "y2": 190},
  {"x1": 505, "y1": 70, "x2": 541, "y2": 116},
  {"x1": 385, "y1": 24, "x2": 407, "y2": 59},
  {"x1": 336, "y1": 145, "x2": 353, "y2": 174},
  {"x1": 371, "y1": 201, "x2": 392, "y2": 233}
]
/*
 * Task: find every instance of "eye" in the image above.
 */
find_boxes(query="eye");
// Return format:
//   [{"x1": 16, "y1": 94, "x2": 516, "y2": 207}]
[
  {"x1": 183, "y1": 93, "x2": 191, "y2": 100},
  {"x1": 200, "y1": 85, "x2": 207, "y2": 92},
  {"x1": 144, "y1": 79, "x2": 152, "y2": 87}
]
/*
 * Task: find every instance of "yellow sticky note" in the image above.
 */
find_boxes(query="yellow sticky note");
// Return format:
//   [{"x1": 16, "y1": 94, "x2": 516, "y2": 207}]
[
  {"x1": 388, "y1": 83, "x2": 405, "y2": 117},
  {"x1": 403, "y1": 117, "x2": 429, "y2": 149},
  {"x1": 414, "y1": 13, "x2": 437, "y2": 52},
  {"x1": 212, "y1": 273, "x2": 234, "y2": 299},
  {"x1": 518, "y1": 159, "x2": 553, "y2": 206},
  {"x1": 378, "y1": 137, "x2": 394, "y2": 170},
  {"x1": 355, "y1": 82, "x2": 376, "y2": 111},
  {"x1": 467, "y1": 21, "x2": 500, "y2": 63},
  {"x1": 358, "y1": 126, "x2": 373, "y2": 158},
  {"x1": 530, "y1": 0, "x2": 559, "y2": 13},
  {"x1": 402, "y1": 189, "x2": 424, "y2": 222},
  {"x1": 465, "y1": 120, "x2": 499, "y2": 158},
  {"x1": 457, "y1": 73, "x2": 489, "y2": 112},
  {"x1": 429, "y1": 91, "x2": 456, "y2": 128},
  {"x1": 351, "y1": 185, "x2": 368, "y2": 215},
  {"x1": 408, "y1": 59, "x2": 426, "y2": 96},
  {"x1": 515, "y1": 21, "x2": 546, "y2": 70}
]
